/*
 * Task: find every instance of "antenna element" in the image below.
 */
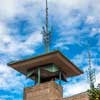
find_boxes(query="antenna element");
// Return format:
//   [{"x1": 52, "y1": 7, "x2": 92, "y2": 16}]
[
  {"x1": 87, "y1": 48, "x2": 96, "y2": 89},
  {"x1": 41, "y1": 0, "x2": 52, "y2": 53}
]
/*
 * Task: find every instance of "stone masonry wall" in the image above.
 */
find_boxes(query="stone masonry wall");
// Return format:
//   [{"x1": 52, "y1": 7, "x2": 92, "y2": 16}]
[
  {"x1": 24, "y1": 81, "x2": 89, "y2": 100},
  {"x1": 24, "y1": 81, "x2": 63, "y2": 100}
]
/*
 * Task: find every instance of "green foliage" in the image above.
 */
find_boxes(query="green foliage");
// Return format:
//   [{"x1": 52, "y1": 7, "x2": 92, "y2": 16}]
[{"x1": 88, "y1": 88, "x2": 100, "y2": 100}]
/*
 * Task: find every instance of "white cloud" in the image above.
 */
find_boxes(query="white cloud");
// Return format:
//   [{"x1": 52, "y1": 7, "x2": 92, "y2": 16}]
[
  {"x1": 0, "y1": 29, "x2": 42, "y2": 56},
  {"x1": 0, "y1": 96, "x2": 14, "y2": 100},
  {"x1": 90, "y1": 28, "x2": 100, "y2": 37},
  {"x1": 96, "y1": 73, "x2": 100, "y2": 86},
  {"x1": 86, "y1": 16, "x2": 95, "y2": 24},
  {"x1": 72, "y1": 51, "x2": 88, "y2": 66},
  {"x1": 0, "y1": 0, "x2": 33, "y2": 19},
  {"x1": 0, "y1": 64, "x2": 23, "y2": 90},
  {"x1": 0, "y1": 0, "x2": 100, "y2": 51},
  {"x1": 54, "y1": 42, "x2": 69, "y2": 50},
  {"x1": 0, "y1": 0, "x2": 100, "y2": 23},
  {"x1": 26, "y1": 31, "x2": 42, "y2": 46},
  {"x1": 0, "y1": 0, "x2": 43, "y2": 57},
  {"x1": 0, "y1": 0, "x2": 16, "y2": 19},
  {"x1": 49, "y1": 0, "x2": 89, "y2": 10},
  {"x1": 63, "y1": 80, "x2": 89, "y2": 97},
  {"x1": 0, "y1": 63, "x2": 35, "y2": 100}
]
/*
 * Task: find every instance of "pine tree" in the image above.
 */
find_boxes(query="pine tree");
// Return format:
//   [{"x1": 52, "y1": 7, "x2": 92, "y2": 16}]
[{"x1": 88, "y1": 87, "x2": 100, "y2": 100}]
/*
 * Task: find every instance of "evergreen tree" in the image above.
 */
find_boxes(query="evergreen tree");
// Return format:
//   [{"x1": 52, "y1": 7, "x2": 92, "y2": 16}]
[{"x1": 88, "y1": 86, "x2": 100, "y2": 100}]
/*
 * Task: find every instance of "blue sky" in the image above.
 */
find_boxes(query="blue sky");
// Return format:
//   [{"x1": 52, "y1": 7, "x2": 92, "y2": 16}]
[{"x1": 0, "y1": 0, "x2": 100, "y2": 99}]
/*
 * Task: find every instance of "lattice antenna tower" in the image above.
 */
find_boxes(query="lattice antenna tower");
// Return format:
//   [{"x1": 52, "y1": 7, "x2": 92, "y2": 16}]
[
  {"x1": 41, "y1": 0, "x2": 52, "y2": 53},
  {"x1": 87, "y1": 47, "x2": 96, "y2": 89}
]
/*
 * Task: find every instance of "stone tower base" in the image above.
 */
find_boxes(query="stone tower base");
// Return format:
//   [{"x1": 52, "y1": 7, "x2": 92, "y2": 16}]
[
  {"x1": 24, "y1": 81, "x2": 63, "y2": 100},
  {"x1": 24, "y1": 81, "x2": 89, "y2": 100}
]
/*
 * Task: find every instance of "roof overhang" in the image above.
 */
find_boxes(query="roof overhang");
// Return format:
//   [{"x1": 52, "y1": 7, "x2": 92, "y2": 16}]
[{"x1": 8, "y1": 50, "x2": 83, "y2": 80}]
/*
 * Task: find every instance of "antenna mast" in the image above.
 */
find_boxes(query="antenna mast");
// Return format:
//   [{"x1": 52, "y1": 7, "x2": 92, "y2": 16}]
[
  {"x1": 46, "y1": 0, "x2": 48, "y2": 34},
  {"x1": 41, "y1": 0, "x2": 52, "y2": 53},
  {"x1": 87, "y1": 48, "x2": 96, "y2": 89}
]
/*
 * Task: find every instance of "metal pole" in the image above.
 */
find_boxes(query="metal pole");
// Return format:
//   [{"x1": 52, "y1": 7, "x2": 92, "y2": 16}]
[
  {"x1": 46, "y1": 0, "x2": 49, "y2": 53},
  {"x1": 46, "y1": 0, "x2": 48, "y2": 34},
  {"x1": 41, "y1": 0, "x2": 52, "y2": 53},
  {"x1": 88, "y1": 49, "x2": 95, "y2": 89},
  {"x1": 38, "y1": 68, "x2": 40, "y2": 85}
]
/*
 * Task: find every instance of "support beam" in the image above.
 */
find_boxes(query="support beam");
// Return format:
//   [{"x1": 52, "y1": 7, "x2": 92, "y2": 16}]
[
  {"x1": 26, "y1": 70, "x2": 34, "y2": 78},
  {"x1": 38, "y1": 67, "x2": 41, "y2": 85}
]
